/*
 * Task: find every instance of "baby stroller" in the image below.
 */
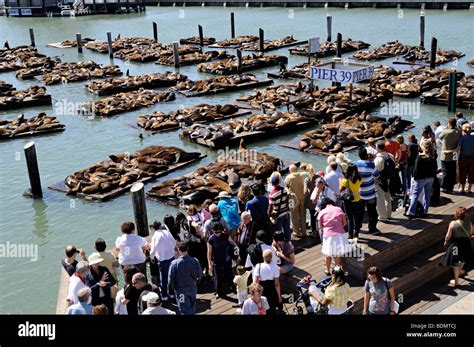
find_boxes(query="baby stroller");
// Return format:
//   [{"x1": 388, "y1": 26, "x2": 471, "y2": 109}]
[{"x1": 292, "y1": 275, "x2": 354, "y2": 315}]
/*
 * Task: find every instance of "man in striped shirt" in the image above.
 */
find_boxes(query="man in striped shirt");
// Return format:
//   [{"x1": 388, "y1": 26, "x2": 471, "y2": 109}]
[
  {"x1": 269, "y1": 172, "x2": 291, "y2": 242},
  {"x1": 355, "y1": 147, "x2": 379, "y2": 234}
]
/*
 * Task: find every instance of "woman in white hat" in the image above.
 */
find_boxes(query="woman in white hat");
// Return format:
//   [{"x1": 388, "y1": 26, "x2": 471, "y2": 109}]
[{"x1": 86, "y1": 253, "x2": 116, "y2": 315}]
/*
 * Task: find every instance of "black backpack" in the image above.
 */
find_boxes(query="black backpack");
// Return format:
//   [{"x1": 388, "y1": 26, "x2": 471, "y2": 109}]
[{"x1": 247, "y1": 243, "x2": 263, "y2": 267}]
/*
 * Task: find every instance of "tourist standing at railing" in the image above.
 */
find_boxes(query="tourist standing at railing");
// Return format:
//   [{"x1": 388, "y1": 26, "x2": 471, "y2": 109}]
[
  {"x1": 115, "y1": 222, "x2": 149, "y2": 278},
  {"x1": 324, "y1": 161, "x2": 343, "y2": 200},
  {"x1": 339, "y1": 163, "x2": 363, "y2": 241},
  {"x1": 397, "y1": 134, "x2": 410, "y2": 200},
  {"x1": 440, "y1": 118, "x2": 461, "y2": 194},
  {"x1": 168, "y1": 241, "x2": 203, "y2": 315},
  {"x1": 441, "y1": 207, "x2": 473, "y2": 288},
  {"x1": 62, "y1": 245, "x2": 87, "y2": 277},
  {"x1": 455, "y1": 111, "x2": 469, "y2": 129},
  {"x1": 245, "y1": 182, "x2": 270, "y2": 236},
  {"x1": 405, "y1": 134, "x2": 419, "y2": 205},
  {"x1": 304, "y1": 165, "x2": 318, "y2": 237},
  {"x1": 237, "y1": 184, "x2": 253, "y2": 214},
  {"x1": 268, "y1": 172, "x2": 291, "y2": 241},
  {"x1": 149, "y1": 219, "x2": 176, "y2": 302},
  {"x1": 363, "y1": 266, "x2": 397, "y2": 315},
  {"x1": 457, "y1": 123, "x2": 474, "y2": 194},
  {"x1": 67, "y1": 260, "x2": 90, "y2": 306},
  {"x1": 200, "y1": 199, "x2": 213, "y2": 223},
  {"x1": 374, "y1": 142, "x2": 396, "y2": 223},
  {"x1": 217, "y1": 191, "x2": 241, "y2": 238},
  {"x1": 203, "y1": 204, "x2": 230, "y2": 240},
  {"x1": 433, "y1": 121, "x2": 446, "y2": 148},
  {"x1": 252, "y1": 249, "x2": 282, "y2": 315},
  {"x1": 407, "y1": 141, "x2": 438, "y2": 220},
  {"x1": 272, "y1": 230, "x2": 295, "y2": 275},
  {"x1": 355, "y1": 147, "x2": 379, "y2": 235},
  {"x1": 207, "y1": 222, "x2": 233, "y2": 299},
  {"x1": 90, "y1": 238, "x2": 119, "y2": 282},
  {"x1": 285, "y1": 164, "x2": 307, "y2": 238},
  {"x1": 318, "y1": 198, "x2": 348, "y2": 276},
  {"x1": 235, "y1": 211, "x2": 257, "y2": 265},
  {"x1": 66, "y1": 287, "x2": 92, "y2": 315},
  {"x1": 86, "y1": 253, "x2": 116, "y2": 315}
]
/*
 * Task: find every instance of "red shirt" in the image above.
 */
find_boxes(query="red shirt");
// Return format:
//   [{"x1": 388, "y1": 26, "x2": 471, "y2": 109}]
[{"x1": 385, "y1": 140, "x2": 400, "y2": 160}]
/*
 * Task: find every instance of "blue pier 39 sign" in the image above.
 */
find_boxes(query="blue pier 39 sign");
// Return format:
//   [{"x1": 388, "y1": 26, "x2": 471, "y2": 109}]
[{"x1": 310, "y1": 62, "x2": 374, "y2": 84}]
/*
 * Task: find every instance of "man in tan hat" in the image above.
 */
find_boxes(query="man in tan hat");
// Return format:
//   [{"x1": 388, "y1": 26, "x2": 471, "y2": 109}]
[
  {"x1": 141, "y1": 292, "x2": 176, "y2": 315},
  {"x1": 85, "y1": 253, "x2": 116, "y2": 315}
]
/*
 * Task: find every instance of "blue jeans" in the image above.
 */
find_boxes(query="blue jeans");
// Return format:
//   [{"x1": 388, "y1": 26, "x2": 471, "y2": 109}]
[
  {"x1": 175, "y1": 285, "x2": 198, "y2": 315},
  {"x1": 159, "y1": 257, "x2": 174, "y2": 298},
  {"x1": 408, "y1": 178, "x2": 434, "y2": 216},
  {"x1": 276, "y1": 213, "x2": 291, "y2": 242}
]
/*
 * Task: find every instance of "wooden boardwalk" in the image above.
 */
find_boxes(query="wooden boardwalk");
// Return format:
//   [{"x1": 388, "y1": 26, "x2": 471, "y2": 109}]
[{"x1": 56, "y1": 191, "x2": 473, "y2": 315}]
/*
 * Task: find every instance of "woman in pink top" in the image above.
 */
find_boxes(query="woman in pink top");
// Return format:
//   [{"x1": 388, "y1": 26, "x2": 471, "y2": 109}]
[{"x1": 317, "y1": 197, "x2": 348, "y2": 276}]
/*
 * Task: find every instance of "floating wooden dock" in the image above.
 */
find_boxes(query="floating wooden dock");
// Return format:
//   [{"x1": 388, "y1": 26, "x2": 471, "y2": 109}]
[
  {"x1": 0, "y1": 125, "x2": 65, "y2": 140},
  {"x1": 171, "y1": 79, "x2": 273, "y2": 97},
  {"x1": 0, "y1": 95, "x2": 52, "y2": 111},
  {"x1": 48, "y1": 154, "x2": 206, "y2": 202}
]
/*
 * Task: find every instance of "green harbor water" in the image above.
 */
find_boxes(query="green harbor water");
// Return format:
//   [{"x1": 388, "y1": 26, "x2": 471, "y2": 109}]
[{"x1": 0, "y1": 6, "x2": 473, "y2": 313}]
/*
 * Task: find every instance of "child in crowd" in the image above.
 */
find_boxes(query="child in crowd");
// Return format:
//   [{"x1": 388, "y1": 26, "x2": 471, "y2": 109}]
[{"x1": 233, "y1": 265, "x2": 251, "y2": 313}]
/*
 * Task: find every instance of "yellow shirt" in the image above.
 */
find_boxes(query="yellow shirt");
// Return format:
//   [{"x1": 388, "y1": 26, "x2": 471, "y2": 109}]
[
  {"x1": 340, "y1": 178, "x2": 361, "y2": 202},
  {"x1": 324, "y1": 283, "x2": 350, "y2": 309},
  {"x1": 233, "y1": 271, "x2": 251, "y2": 292}
]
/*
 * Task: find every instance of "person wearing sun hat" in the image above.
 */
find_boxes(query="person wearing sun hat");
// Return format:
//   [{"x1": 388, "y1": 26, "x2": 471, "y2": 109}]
[
  {"x1": 217, "y1": 190, "x2": 240, "y2": 237},
  {"x1": 141, "y1": 292, "x2": 176, "y2": 315},
  {"x1": 86, "y1": 252, "x2": 116, "y2": 315}
]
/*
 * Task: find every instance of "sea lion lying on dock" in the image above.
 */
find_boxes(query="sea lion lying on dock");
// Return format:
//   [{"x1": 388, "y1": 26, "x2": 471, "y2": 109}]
[
  {"x1": 298, "y1": 113, "x2": 412, "y2": 153},
  {"x1": 0, "y1": 112, "x2": 65, "y2": 138},
  {"x1": 0, "y1": 85, "x2": 48, "y2": 109},
  {"x1": 156, "y1": 50, "x2": 231, "y2": 66},
  {"x1": 468, "y1": 60, "x2": 474, "y2": 67},
  {"x1": 39, "y1": 61, "x2": 122, "y2": 85},
  {"x1": 137, "y1": 103, "x2": 240, "y2": 131},
  {"x1": 289, "y1": 39, "x2": 370, "y2": 57},
  {"x1": 240, "y1": 35, "x2": 298, "y2": 51},
  {"x1": 269, "y1": 61, "x2": 323, "y2": 79},
  {"x1": 236, "y1": 81, "x2": 308, "y2": 110},
  {"x1": 63, "y1": 145, "x2": 202, "y2": 196},
  {"x1": 80, "y1": 89, "x2": 175, "y2": 117},
  {"x1": 182, "y1": 112, "x2": 311, "y2": 143},
  {"x1": 402, "y1": 47, "x2": 464, "y2": 65},
  {"x1": 213, "y1": 35, "x2": 259, "y2": 48},
  {"x1": 175, "y1": 74, "x2": 258, "y2": 93},
  {"x1": 421, "y1": 74, "x2": 474, "y2": 107},
  {"x1": 353, "y1": 41, "x2": 409, "y2": 60},
  {"x1": 0, "y1": 80, "x2": 15, "y2": 93},
  {"x1": 180, "y1": 36, "x2": 216, "y2": 45},
  {"x1": 147, "y1": 149, "x2": 282, "y2": 206},
  {"x1": 84, "y1": 37, "x2": 157, "y2": 54},
  {"x1": 197, "y1": 53, "x2": 287, "y2": 74},
  {"x1": 0, "y1": 46, "x2": 46, "y2": 72},
  {"x1": 86, "y1": 72, "x2": 187, "y2": 94}
]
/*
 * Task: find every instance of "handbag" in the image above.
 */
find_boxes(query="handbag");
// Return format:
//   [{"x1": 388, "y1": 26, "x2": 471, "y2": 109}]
[{"x1": 338, "y1": 179, "x2": 354, "y2": 203}]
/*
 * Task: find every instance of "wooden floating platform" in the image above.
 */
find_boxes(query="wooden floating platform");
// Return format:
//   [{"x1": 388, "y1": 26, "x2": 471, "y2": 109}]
[
  {"x1": 420, "y1": 96, "x2": 474, "y2": 109},
  {"x1": 171, "y1": 79, "x2": 273, "y2": 97},
  {"x1": 128, "y1": 108, "x2": 252, "y2": 134},
  {"x1": 0, "y1": 95, "x2": 52, "y2": 111},
  {"x1": 47, "y1": 154, "x2": 206, "y2": 202},
  {"x1": 145, "y1": 157, "x2": 298, "y2": 207},
  {"x1": 280, "y1": 138, "x2": 359, "y2": 156},
  {"x1": 87, "y1": 79, "x2": 180, "y2": 96},
  {"x1": 180, "y1": 120, "x2": 316, "y2": 149},
  {"x1": 0, "y1": 125, "x2": 65, "y2": 141},
  {"x1": 241, "y1": 40, "x2": 308, "y2": 52},
  {"x1": 47, "y1": 39, "x2": 95, "y2": 49},
  {"x1": 199, "y1": 57, "x2": 288, "y2": 76}
]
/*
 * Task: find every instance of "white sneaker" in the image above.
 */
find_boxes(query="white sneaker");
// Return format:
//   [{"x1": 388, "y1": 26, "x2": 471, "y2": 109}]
[{"x1": 236, "y1": 308, "x2": 242, "y2": 314}]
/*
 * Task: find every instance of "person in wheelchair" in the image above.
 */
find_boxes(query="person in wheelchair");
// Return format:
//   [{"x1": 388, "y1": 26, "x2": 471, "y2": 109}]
[{"x1": 308, "y1": 266, "x2": 351, "y2": 315}]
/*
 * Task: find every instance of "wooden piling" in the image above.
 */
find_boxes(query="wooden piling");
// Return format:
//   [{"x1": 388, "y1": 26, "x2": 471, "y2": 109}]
[
  {"x1": 230, "y1": 12, "x2": 235, "y2": 38},
  {"x1": 29, "y1": 28, "x2": 35, "y2": 47},
  {"x1": 153, "y1": 22, "x2": 158, "y2": 42},
  {"x1": 173, "y1": 42, "x2": 180, "y2": 68},
  {"x1": 24, "y1": 141, "x2": 42, "y2": 198},
  {"x1": 447, "y1": 72, "x2": 457, "y2": 112},
  {"x1": 259, "y1": 28, "x2": 265, "y2": 53},
  {"x1": 336, "y1": 33, "x2": 342, "y2": 58},
  {"x1": 419, "y1": 14, "x2": 425, "y2": 48},
  {"x1": 131, "y1": 182, "x2": 149, "y2": 237},
  {"x1": 107, "y1": 31, "x2": 113, "y2": 59},
  {"x1": 198, "y1": 25, "x2": 204, "y2": 47},
  {"x1": 236, "y1": 49, "x2": 242, "y2": 74},
  {"x1": 326, "y1": 15, "x2": 332, "y2": 42},
  {"x1": 430, "y1": 37, "x2": 437, "y2": 69},
  {"x1": 76, "y1": 33, "x2": 83, "y2": 54}
]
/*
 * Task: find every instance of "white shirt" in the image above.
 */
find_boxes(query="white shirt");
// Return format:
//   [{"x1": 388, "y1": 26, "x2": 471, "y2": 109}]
[
  {"x1": 115, "y1": 234, "x2": 147, "y2": 266},
  {"x1": 114, "y1": 288, "x2": 128, "y2": 315},
  {"x1": 142, "y1": 306, "x2": 176, "y2": 315},
  {"x1": 324, "y1": 170, "x2": 343, "y2": 196},
  {"x1": 67, "y1": 274, "x2": 90, "y2": 305},
  {"x1": 245, "y1": 244, "x2": 277, "y2": 269},
  {"x1": 366, "y1": 145, "x2": 377, "y2": 158},
  {"x1": 241, "y1": 297, "x2": 270, "y2": 315},
  {"x1": 150, "y1": 227, "x2": 176, "y2": 262},
  {"x1": 253, "y1": 262, "x2": 280, "y2": 281}
]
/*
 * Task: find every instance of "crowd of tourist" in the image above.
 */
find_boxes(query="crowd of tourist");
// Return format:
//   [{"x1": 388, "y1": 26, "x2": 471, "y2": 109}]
[{"x1": 63, "y1": 114, "x2": 473, "y2": 315}]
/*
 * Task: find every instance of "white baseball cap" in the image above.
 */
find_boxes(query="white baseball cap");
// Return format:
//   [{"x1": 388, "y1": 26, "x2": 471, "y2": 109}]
[{"x1": 142, "y1": 292, "x2": 160, "y2": 304}]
